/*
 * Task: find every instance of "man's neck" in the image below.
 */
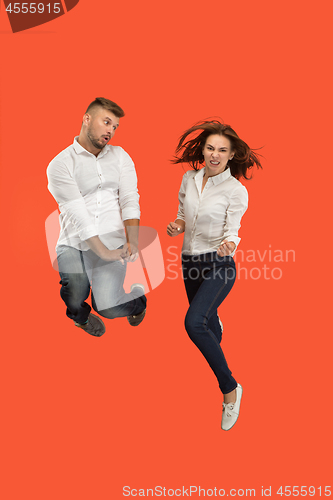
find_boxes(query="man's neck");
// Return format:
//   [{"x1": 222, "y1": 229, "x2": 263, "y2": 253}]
[{"x1": 77, "y1": 134, "x2": 101, "y2": 157}]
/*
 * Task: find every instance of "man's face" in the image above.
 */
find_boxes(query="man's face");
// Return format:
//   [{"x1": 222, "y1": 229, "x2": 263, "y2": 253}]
[{"x1": 85, "y1": 107, "x2": 120, "y2": 151}]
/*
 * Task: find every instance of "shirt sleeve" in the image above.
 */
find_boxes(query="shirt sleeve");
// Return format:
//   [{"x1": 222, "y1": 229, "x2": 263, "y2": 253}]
[
  {"x1": 222, "y1": 184, "x2": 248, "y2": 250},
  {"x1": 47, "y1": 159, "x2": 98, "y2": 242},
  {"x1": 176, "y1": 171, "x2": 191, "y2": 221},
  {"x1": 118, "y1": 150, "x2": 140, "y2": 221}
]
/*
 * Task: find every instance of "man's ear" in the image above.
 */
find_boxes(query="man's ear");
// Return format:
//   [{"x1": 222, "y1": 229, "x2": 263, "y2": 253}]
[{"x1": 82, "y1": 113, "x2": 90, "y2": 126}]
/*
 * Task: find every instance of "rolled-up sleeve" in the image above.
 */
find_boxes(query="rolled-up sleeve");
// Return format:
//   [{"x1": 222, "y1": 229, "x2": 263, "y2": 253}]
[
  {"x1": 222, "y1": 184, "x2": 248, "y2": 249},
  {"x1": 118, "y1": 151, "x2": 140, "y2": 221},
  {"x1": 47, "y1": 160, "x2": 98, "y2": 241}
]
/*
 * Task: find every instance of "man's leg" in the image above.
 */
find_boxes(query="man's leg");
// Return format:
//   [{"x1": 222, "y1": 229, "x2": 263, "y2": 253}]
[
  {"x1": 57, "y1": 245, "x2": 91, "y2": 324},
  {"x1": 89, "y1": 258, "x2": 147, "y2": 320}
]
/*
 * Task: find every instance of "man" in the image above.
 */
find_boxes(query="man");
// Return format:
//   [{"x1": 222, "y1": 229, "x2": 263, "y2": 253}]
[{"x1": 47, "y1": 97, "x2": 147, "y2": 337}]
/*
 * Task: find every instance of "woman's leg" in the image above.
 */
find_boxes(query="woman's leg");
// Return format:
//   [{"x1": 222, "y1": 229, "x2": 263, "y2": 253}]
[
  {"x1": 183, "y1": 258, "x2": 237, "y2": 394},
  {"x1": 207, "y1": 313, "x2": 223, "y2": 343},
  {"x1": 182, "y1": 258, "x2": 223, "y2": 343}
]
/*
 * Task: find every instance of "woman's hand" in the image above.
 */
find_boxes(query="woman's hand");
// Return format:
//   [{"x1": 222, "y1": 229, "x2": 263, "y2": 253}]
[
  {"x1": 167, "y1": 221, "x2": 184, "y2": 237},
  {"x1": 217, "y1": 240, "x2": 236, "y2": 257}
]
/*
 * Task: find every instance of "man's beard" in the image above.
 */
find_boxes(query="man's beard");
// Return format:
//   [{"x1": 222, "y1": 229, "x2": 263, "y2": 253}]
[{"x1": 87, "y1": 131, "x2": 105, "y2": 150}]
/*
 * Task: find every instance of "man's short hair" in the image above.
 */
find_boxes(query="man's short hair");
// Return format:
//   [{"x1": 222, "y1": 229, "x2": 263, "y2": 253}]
[{"x1": 85, "y1": 97, "x2": 125, "y2": 118}]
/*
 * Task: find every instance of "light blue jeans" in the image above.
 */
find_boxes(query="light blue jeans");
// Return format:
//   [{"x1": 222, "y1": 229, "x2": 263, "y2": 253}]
[{"x1": 57, "y1": 245, "x2": 146, "y2": 324}]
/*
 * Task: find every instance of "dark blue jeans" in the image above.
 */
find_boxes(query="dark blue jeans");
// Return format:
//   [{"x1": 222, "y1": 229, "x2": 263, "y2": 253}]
[
  {"x1": 57, "y1": 245, "x2": 147, "y2": 324},
  {"x1": 182, "y1": 252, "x2": 237, "y2": 395}
]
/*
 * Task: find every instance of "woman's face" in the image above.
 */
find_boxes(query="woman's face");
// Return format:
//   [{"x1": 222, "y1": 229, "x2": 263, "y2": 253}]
[{"x1": 202, "y1": 134, "x2": 234, "y2": 176}]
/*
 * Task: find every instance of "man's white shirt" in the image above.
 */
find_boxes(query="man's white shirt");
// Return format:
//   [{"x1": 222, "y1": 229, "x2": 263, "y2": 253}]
[{"x1": 47, "y1": 137, "x2": 140, "y2": 251}]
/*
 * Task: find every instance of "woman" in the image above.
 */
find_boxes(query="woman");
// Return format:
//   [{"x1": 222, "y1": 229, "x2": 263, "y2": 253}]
[{"x1": 167, "y1": 120, "x2": 262, "y2": 430}]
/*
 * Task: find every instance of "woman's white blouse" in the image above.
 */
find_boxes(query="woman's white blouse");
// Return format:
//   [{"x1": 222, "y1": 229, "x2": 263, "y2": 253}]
[{"x1": 177, "y1": 167, "x2": 248, "y2": 256}]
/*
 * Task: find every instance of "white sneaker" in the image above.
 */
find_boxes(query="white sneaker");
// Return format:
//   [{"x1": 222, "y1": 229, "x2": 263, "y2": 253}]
[
  {"x1": 130, "y1": 283, "x2": 145, "y2": 295},
  {"x1": 218, "y1": 314, "x2": 223, "y2": 334},
  {"x1": 221, "y1": 383, "x2": 243, "y2": 431}
]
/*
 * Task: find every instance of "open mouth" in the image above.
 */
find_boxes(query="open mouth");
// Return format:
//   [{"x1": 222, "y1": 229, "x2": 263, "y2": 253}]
[{"x1": 210, "y1": 161, "x2": 220, "y2": 165}]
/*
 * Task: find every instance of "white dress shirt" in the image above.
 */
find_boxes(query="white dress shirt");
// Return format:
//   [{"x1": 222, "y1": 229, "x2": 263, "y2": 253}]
[
  {"x1": 177, "y1": 167, "x2": 248, "y2": 256},
  {"x1": 47, "y1": 138, "x2": 140, "y2": 251}
]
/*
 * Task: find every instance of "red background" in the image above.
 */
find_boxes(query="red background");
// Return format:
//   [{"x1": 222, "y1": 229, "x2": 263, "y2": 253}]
[{"x1": 0, "y1": 0, "x2": 332, "y2": 498}]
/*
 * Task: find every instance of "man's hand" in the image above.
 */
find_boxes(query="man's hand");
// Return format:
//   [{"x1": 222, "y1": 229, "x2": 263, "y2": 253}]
[
  {"x1": 101, "y1": 247, "x2": 128, "y2": 264},
  {"x1": 217, "y1": 240, "x2": 236, "y2": 257},
  {"x1": 167, "y1": 221, "x2": 184, "y2": 237},
  {"x1": 102, "y1": 243, "x2": 140, "y2": 264},
  {"x1": 123, "y1": 242, "x2": 139, "y2": 262},
  {"x1": 86, "y1": 236, "x2": 130, "y2": 264}
]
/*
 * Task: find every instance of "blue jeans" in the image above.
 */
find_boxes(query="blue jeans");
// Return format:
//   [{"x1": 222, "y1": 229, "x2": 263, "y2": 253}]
[
  {"x1": 57, "y1": 245, "x2": 147, "y2": 324},
  {"x1": 182, "y1": 252, "x2": 237, "y2": 395}
]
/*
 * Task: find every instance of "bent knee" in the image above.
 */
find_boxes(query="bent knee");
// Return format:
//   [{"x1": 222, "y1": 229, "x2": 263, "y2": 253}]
[
  {"x1": 93, "y1": 306, "x2": 119, "y2": 320},
  {"x1": 185, "y1": 311, "x2": 207, "y2": 338},
  {"x1": 60, "y1": 273, "x2": 89, "y2": 291}
]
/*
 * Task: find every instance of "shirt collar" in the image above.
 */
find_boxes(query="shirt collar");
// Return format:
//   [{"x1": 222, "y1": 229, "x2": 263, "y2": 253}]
[
  {"x1": 72, "y1": 137, "x2": 110, "y2": 159},
  {"x1": 197, "y1": 167, "x2": 232, "y2": 185}
]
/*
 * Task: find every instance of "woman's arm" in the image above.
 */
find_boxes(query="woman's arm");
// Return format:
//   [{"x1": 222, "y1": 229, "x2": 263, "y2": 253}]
[
  {"x1": 167, "y1": 171, "x2": 191, "y2": 237},
  {"x1": 217, "y1": 240, "x2": 236, "y2": 256},
  {"x1": 167, "y1": 219, "x2": 185, "y2": 237},
  {"x1": 217, "y1": 184, "x2": 248, "y2": 256}
]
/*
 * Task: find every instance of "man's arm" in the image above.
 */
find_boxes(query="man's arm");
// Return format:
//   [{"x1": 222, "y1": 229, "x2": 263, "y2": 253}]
[
  {"x1": 85, "y1": 236, "x2": 128, "y2": 263},
  {"x1": 123, "y1": 219, "x2": 140, "y2": 262},
  {"x1": 118, "y1": 149, "x2": 141, "y2": 257},
  {"x1": 47, "y1": 159, "x2": 99, "y2": 242},
  {"x1": 124, "y1": 218, "x2": 139, "y2": 253},
  {"x1": 47, "y1": 158, "x2": 127, "y2": 262}
]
